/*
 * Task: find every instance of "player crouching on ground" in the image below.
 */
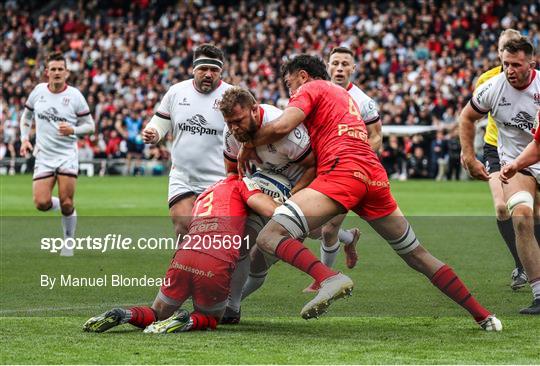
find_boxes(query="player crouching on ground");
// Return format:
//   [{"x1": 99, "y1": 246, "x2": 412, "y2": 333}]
[{"x1": 83, "y1": 174, "x2": 278, "y2": 334}]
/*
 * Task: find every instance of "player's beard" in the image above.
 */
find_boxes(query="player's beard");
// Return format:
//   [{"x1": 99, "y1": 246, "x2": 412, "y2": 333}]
[
  {"x1": 234, "y1": 117, "x2": 258, "y2": 143},
  {"x1": 506, "y1": 69, "x2": 530, "y2": 88},
  {"x1": 195, "y1": 77, "x2": 219, "y2": 93}
]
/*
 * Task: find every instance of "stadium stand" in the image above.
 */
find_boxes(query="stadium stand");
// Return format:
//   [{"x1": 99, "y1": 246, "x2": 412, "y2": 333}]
[{"x1": 1, "y1": 0, "x2": 539, "y2": 178}]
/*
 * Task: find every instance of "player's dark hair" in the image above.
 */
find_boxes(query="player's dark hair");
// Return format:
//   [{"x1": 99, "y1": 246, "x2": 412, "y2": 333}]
[
  {"x1": 219, "y1": 87, "x2": 257, "y2": 116},
  {"x1": 193, "y1": 44, "x2": 225, "y2": 62},
  {"x1": 47, "y1": 51, "x2": 67, "y2": 67},
  {"x1": 330, "y1": 46, "x2": 354, "y2": 58},
  {"x1": 502, "y1": 37, "x2": 534, "y2": 58},
  {"x1": 281, "y1": 54, "x2": 330, "y2": 81}
]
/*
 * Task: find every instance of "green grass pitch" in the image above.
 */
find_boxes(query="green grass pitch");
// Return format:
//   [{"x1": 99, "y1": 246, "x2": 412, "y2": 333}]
[{"x1": 1, "y1": 175, "x2": 539, "y2": 364}]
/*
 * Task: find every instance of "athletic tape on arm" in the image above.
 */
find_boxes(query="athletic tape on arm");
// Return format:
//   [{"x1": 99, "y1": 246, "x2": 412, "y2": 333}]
[
  {"x1": 73, "y1": 114, "x2": 95, "y2": 136},
  {"x1": 147, "y1": 114, "x2": 171, "y2": 141},
  {"x1": 20, "y1": 107, "x2": 34, "y2": 140}
]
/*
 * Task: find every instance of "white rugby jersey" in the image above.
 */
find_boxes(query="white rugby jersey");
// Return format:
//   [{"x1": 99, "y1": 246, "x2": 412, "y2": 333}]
[
  {"x1": 347, "y1": 83, "x2": 380, "y2": 124},
  {"x1": 25, "y1": 83, "x2": 90, "y2": 158},
  {"x1": 223, "y1": 104, "x2": 311, "y2": 185},
  {"x1": 156, "y1": 79, "x2": 232, "y2": 187},
  {"x1": 471, "y1": 70, "x2": 540, "y2": 174}
]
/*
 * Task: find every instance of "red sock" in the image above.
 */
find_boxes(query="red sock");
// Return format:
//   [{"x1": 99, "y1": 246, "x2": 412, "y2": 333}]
[
  {"x1": 128, "y1": 306, "x2": 156, "y2": 328},
  {"x1": 275, "y1": 238, "x2": 337, "y2": 283},
  {"x1": 431, "y1": 265, "x2": 490, "y2": 322},
  {"x1": 190, "y1": 312, "x2": 217, "y2": 331}
]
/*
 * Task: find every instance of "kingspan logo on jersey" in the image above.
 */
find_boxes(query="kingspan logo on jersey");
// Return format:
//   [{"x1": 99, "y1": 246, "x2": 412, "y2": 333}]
[
  {"x1": 180, "y1": 114, "x2": 218, "y2": 136},
  {"x1": 37, "y1": 107, "x2": 67, "y2": 124},
  {"x1": 508, "y1": 111, "x2": 534, "y2": 131}
]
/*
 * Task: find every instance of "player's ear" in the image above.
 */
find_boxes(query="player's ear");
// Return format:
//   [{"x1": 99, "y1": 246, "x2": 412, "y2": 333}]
[{"x1": 530, "y1": 60, "x2": 536, "y2": 69}]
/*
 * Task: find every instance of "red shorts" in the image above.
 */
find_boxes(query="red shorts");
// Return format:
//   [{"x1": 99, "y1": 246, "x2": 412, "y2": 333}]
[
  {"x1": 160, "y1": 250, "x2": 234, "y2": 311},
  {"x1": 309, "y1": 163, "x2": 397, "y2": 221}
]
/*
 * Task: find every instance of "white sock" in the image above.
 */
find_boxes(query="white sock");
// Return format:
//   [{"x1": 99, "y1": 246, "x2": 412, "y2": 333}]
[
  {"x1": 62, "y1": 209, "x2": 77, "y2": 239},
  {"x1": 226, "y1": 256, "x2": 250, "y2": 312},
  {"x1": 241, "y1": 271, "x2": 267, "y2": 300},
  {"x1": 338, "y1": 229, "x2": 354, "y2": 245},
  {"x1": 320, "y1": 240, "x2": 340, "y2": 268},
  {"x1": 49, "y1": 196, "x2": 60, "y2": 211},
  {"x1": 532, "y1": 279, "x2": 540, "y2": 301}
]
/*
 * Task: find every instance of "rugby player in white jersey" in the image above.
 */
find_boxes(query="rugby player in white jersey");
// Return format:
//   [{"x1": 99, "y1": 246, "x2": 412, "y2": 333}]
[
  {"x1": 19, "y1": 51, "x2": 95, "y2": 257},
  {"x1": 142, "y1": 44, "x2": 232, "y2": 238},
  {"x1": 459, "y1": 36, "x2": 540, "y2": 315},
  {"x1": 218, "y1": 86, "x2": 315, "y2": 322},
  {"x1": 218, "y1": 86, "x2": 370, "y2": 321}
]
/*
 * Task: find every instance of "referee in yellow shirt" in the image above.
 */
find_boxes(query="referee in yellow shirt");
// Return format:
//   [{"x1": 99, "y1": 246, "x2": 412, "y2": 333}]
[{"x1": 476, "y1": 28, "x2": 527, "y2": 290}]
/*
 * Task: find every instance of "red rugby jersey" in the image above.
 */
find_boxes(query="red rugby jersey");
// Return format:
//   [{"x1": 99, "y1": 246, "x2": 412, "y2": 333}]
[
  {"x1": 288, "y1": 80, "x2": 382, "y2": 174},
  {"x1": 180, "y1": 175, "x2": 261, "y2": 263}
]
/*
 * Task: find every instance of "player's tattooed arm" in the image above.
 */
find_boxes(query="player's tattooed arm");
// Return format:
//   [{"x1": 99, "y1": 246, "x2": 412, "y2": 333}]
[
  {"x1": 290, "y1": 151, "x2": 316, "y2": 194},
  {"x1": 458, "y1": 102, "x2": 490, "y2": 181},
  {"x1": 366, "y1": 122, "x2": 382, "y2": 152}
]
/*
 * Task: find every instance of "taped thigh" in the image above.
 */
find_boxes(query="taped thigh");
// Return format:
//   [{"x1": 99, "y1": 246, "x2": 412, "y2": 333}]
[{"x1": 271, "y1": 200, "x2": 309, "y2": 239}]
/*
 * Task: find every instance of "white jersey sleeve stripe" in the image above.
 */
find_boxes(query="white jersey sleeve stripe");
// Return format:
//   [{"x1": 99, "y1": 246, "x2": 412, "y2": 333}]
[
  {"x1": 155, "y1": 111, "x2": 171, "y2": 120},
  {"x1": 470, "y1": 99, "x2": 489, "y2": 115},
  {"x1": 364, "y1": 116, "x2": 381, "y2": 125},
  {"x1": 290, "y1": 145, "x2": 312, "y2": 164},
  {"x1": 224, "y1": 151, "x2": 238, "y2": 162}
]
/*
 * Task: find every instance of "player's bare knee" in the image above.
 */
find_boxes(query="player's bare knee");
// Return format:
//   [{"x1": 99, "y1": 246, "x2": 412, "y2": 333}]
[
  {"x1": 152, "y1": 295, "x2": 178, "y2": 320},
  {"x1": 321, "y1": 223, "x2": 339, "y2": 244},
  {"x1": 495, "y1": 204, "x2": 510, "y2": 221},
  {"x1": 256, "y1": 226, "x2": 283, "y2": 255},
  {"x1": 34, "y1": 197, "x2": 52, "y2": 211},
  {"x1": 172, "y1": 218, "x2": 189, "y2": 238},
  {"x1": 59, "y1": 196, "x2": 74, "y2": 214},
  {"x1": 512, "y1": 211, "x2": 534, "y2": 237}
]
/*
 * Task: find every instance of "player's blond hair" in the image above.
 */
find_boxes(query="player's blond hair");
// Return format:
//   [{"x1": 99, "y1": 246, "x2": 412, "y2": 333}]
[
  {"x1": 219, "y1": 87, "x2": 257, "y2": 116},
  {"x1": 499, "y1": 28, "x2": 520, "y2": 41}
]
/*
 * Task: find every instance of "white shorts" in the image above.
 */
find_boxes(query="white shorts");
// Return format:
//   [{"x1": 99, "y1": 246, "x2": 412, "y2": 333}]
[
  {"x1": 167, "y1": 169, "x2": 213, "y2": 208},
  {"x1": 500, "y1": 155, "x2": 540, "y2": 185},
  {"x1": 33, "y1": 154, "x2": 78, "y2": 180}
]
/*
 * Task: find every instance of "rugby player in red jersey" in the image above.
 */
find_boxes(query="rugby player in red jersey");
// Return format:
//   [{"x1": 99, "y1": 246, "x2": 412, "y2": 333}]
[
  {"x1": 237, "y1": 54, "x2": 502, "y2": 331},
  {"x1": 83, "y1": 175, "x2": 278, "y2": 333}
]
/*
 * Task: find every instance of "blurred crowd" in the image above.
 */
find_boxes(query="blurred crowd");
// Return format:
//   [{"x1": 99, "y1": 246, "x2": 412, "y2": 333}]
[{"x1": 1, "y1": 0, "x2": 539, "y2": 177}]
